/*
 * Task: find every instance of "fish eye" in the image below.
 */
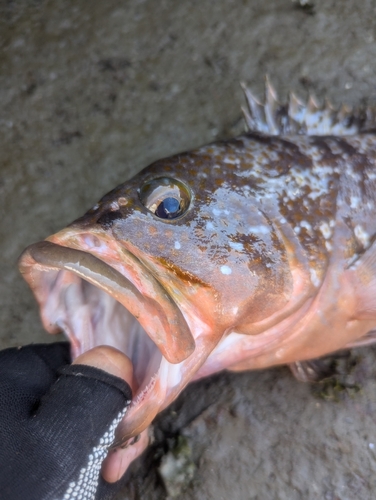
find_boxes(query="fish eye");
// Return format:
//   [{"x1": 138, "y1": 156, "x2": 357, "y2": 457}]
[
  {"x1": 139, "y1": 177, "x2": 191, "y2": 221},
  {"x1": 155, "y1": 197, "x2": 180, "y2": 219}
]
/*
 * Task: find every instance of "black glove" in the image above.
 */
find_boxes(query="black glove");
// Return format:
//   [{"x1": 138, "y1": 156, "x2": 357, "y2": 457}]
[{"x1": 0, "y1": 342, "x2": 132, "y2": 500}]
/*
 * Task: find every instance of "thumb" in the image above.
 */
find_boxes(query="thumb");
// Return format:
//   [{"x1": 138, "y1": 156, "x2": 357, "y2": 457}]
[
  {"x1": 73, "y1": 348, "x2": 150, "y2": 487},
  {"x1": 72, "y1": 345, "x2": 135, "y2": 392},
  {"x1": 31, "y1": 346, "x2": 134, "y2": 499}
]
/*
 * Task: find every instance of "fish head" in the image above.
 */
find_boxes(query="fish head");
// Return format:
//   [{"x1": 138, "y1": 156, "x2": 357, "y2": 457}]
[
  {"x1": 89, "y1": 148, "x2": 291, "y2": 326},
  {"x1": 18, "y1": 143, "x2": 292, "y2": 467}
]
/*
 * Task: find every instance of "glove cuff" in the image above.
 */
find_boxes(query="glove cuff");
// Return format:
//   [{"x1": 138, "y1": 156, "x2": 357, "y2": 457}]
[{"x1": 59, "y1": 364, "x2": 132, "y2": 401}]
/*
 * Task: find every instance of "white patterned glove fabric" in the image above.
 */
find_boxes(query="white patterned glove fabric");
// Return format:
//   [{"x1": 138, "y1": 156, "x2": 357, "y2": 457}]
[{"x1": 0, "y1": 342, "x2": 132, "y2": 500}]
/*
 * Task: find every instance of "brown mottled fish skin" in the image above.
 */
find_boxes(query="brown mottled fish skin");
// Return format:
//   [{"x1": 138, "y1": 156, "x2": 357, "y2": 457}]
[{"x1": 18, "y1": 82, "x2": 376, "y2": 476}]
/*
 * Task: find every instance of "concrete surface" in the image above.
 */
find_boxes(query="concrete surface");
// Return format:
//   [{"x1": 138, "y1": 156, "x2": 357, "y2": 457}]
[{"x1": 1, "y1": 0, "x2": 376, "y2": 498}]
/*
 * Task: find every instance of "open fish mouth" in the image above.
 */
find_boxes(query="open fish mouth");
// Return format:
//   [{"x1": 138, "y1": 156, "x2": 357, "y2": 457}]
[{"x1": 18, "y1": 235, "x2": 196, "y2": 441}]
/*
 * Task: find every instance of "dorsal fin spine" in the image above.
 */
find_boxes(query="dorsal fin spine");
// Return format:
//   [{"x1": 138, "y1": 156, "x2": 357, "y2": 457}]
[{"x1": 242, "y1": 79, "x2": 374, "y2": 136}]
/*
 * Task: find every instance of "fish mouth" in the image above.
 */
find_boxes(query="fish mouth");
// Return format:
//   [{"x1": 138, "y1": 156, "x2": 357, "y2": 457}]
[{"x1": 18, "y1": 235, "x2": 196, "y2": 442}]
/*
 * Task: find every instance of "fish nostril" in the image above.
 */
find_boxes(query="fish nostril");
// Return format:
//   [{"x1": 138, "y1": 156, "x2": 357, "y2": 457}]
[{"x1": 97, "y1": 210, "x2": 123, "y2": 229}]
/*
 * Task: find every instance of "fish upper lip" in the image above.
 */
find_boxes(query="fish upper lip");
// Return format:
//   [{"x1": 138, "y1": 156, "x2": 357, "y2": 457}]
[{"x1": 18, "y1": 239, "x2": 195, "y2": 365}]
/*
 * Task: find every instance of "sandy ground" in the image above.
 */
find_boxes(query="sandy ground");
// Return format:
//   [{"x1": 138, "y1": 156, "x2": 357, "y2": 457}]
[{"x1": 1, "y1": 0, "x2": 376, "y2": 498}]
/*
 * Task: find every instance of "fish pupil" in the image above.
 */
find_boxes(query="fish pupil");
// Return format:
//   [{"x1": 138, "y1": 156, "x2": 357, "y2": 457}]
[{"x1": 155, "y1": 197, "x2": 181, "y2": 219}]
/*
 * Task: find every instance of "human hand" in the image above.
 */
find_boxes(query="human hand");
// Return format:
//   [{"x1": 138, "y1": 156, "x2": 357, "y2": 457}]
[{"x1": 0, "y1": 342, "x2": 134, "y2": 500}]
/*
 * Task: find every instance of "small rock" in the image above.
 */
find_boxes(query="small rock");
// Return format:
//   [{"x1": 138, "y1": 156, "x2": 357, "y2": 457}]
[{"x1": 158, "y1": 435, "x2": 196, "y2": 498}]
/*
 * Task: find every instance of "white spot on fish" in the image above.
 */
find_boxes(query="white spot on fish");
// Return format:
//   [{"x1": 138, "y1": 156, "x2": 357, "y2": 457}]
[
  {"x1": 354, "y1": 224, "x2": 370, "y2": 248},
  {"x1": 300, "y1": 220, "x2": 312, "y2": 232},
  {"x1": 325, "y1": 241, "x2": 333, "y2": 252},
  {"x1": 213, "y1": 208, "x2": 222, "y2": 216},
  {"x1": 206, "y1": 222, "x2": 214, "y2": 230},
  {"x1": 223, "y1": 156, "x2": 236, "y2": 164},
  {"x1": 350, "y1": 196, "x2": 360, "y2": 209},
  {"x1": 221, "y1": 265, "x2": 232, "y2": 275},
  {"x1": 319, "y1": 222, "x2": 331, "y2": 240},
  {"x1": 229, "y1": 242, "x2": 244, "y2": 251},
  {"x1": 174, "y1": 241, "x2": 181, "y2": 250},
  {"x1": 310, "y1": 268, "x2": 321, "y2": 287},
  {"x1": 248, "y1": 225, "x2": 270, "y2": 235}
]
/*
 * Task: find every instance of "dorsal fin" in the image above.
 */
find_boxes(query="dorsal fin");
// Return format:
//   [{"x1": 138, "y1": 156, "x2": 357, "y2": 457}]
[{"x1": 241, "y1": 77, "x2": 376, "y2": 136}]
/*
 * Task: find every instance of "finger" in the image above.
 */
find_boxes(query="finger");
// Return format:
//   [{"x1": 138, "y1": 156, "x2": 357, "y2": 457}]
[
  {"x1": 34, "y1": 352, "x2": 133, "y2": 498},
  {"x1": 72, "y1": 345, "x2": 134, "y2": 392},
  {"x1": 73, "y1": 347, "x2": 150, "y2": 484},
  {"x1": 101, "y1": 428, "x2": 150, "y2": 483}
]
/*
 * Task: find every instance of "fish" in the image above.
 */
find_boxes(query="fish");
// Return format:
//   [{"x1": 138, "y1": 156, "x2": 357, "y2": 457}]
[{"x1": 18, "y1": 78, "x2": 376, "y2": 478}]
